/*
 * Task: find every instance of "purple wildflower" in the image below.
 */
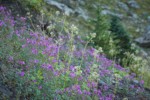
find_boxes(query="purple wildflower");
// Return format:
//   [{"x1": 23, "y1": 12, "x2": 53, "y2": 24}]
[
  {"x1": 33, "y1": 59, "x2": 39, "y2": 64},
  {"x1": 91, "y1": 82, "x2": 97, "y2": 87},
  {"x1": 83, "y1": 90, "x2": 91, "y2": 95},
  {"x1": 87, "y1": 82, "x2": 91, "y2": 88},
  {"x1": 70, "y1": 65, "x2": 75, "y2": 71},
  {"x1": 8, "y1": 56, "x2": 13, "y2": 62},
  {"x1": 38, "y1": 85, "x2": 42, "y2": 89},
  {"x1": 140, "y1": 80, "x2": 144, "y2": 84},
  {"x1": 78, "y1": 76, "x2": 83, "y2": 81},
  {"x1": 10, "y1": 19, "x2": 15, "y2": 26},
  {"x1": 53, "y1": 71, "x2": 59, "y2": 76},
  {"x1": 86, "y1": 67, "x2": 90, "y2": 73},
  {"x1": 22, "y1": 44, "x2": 26, "y2": 48},
  {"x1": 18, "y1": 60, "x2": 25, "y2": 65},
  {"x1": 70, "y1": 72, "x2": 76, "y2": 78},
  {"x1": 47, "y1": 64, "x2": 53, "y2": 70},
  {"x1": 94, "y1": 89, "x2": 102, "y2": 96},
  {"x1": 77, "y1": 89, "x2": 82, "y2": 94},
  {"x1": 42, "y1": 64, "x2": 53, "y2": 71},
  {"x1": 72, "y1": 84, "x2": 81, "y2": 91},
  {"x1": 52, "y1": 59, "x2": 57, "y2": 63},
  {"x1": 19, "y1": 71, "x2": 25, "y2": 77},
  {"x1": 104, "y1": 85, "x2": 109, "y2": 91},
  {"x1": 0, "y1": 20, "x2": 4, "y2": 27},
  {"x1": 20, "y1": 17, "x2": 26, "y2": 22},
  {"x1": 130, "y1": 85, "x2": 134, "y2": 89}
]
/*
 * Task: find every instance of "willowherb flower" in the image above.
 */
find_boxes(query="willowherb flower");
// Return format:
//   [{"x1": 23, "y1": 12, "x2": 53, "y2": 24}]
[
  {"x1": 22, "y1": 44, "x2": 26, "y2": 48},
  {"x1": 18, "y1": 60, "x2": 25, "y2": 65},
  {"x1": 10, "y1": 19, "x2": 15, "y2": 26},
  {"x1": 140, "y1": 80, "x2": 144, "y2": 85},
  {"x1": 55, "y1": 89, "x2": 63, "y2": 95},
  {"x1": 32, "y1": 48, "x2": 38, "y2": 55},
  {"x1": 85, "y1": 67, "x2": 90, "y2": 74},
  {"x1": 94, "y1": 89, "x2": 102, "y2": 96},
  {"x1": 42, "y1": 64, "x2": 53, "y2": 71},
  {"x1": 8, "y1": 56, "x2": 13, "y2": 62},
  {"x1": 91, "y1": 81, "x2": 97, "y2": 87},
  {"x1": 105, "y1": 94, "x2": 114, "y2": 100},
  {"x1": 0, "y1": 6, "x2": 5, "y2": 11},
  {"x1": 78, "y1": 76, "x2": 83, "y2": 81},
  {"x1": 47, "y1": 64, "x2": 53, "y2": 70},
  {"x1": 83, "y1": 90, "x2": 91, "y2": 95},
  {"x1": 69, "y1": 72, "x2": 76, "y2": 78},
  {"x1": 38, "y1": 85, "x2": 42, "y2": 90},
  {"x1": 72, "y1": 84, "x2": 80, "y2": 90},
  {"x1": 53, "y1": 71, "x2": 59, "y2": 76},
  {"x1": 114, "y1": 64, "x2": 124, "y2": 71},
  {"x1": 20, "y1": 17, "x2": 26, "y2": 22},
  {"x1": 70, "y1": 65, "x2": 75, "y2": 71},
  {"x1": 19, "y1": 71, "x2": 25, "y2": 77},
  {"x1": 77, "y1": 89, "x2": 82, "y2": 94},
  {"x1": 33, "y1": 59, "x2": 39, "y2": 64},
  {"x1": 103, "y1": 85, "x2": 109, "y2": 91},
  {"x1": 130, "y1": 73, "x2": 136, "y2": 79},
  {"x1": 52, "y1": 59, "x2": 57, "y2": 63},
  {"x1": 73, "y1": 50, "x2": 82, "y2": 58},
  {"x1": 72, "y1": 84, "x2": 82, "y2": 94},
  {"x1": 87, "y1": 82, "x2": 91, "y2": 88},
  {"x1": 0, "y1": 20, "x2": 4, "y2": 27},
  {"x1": 130, "y1": 85, "x2": 134, "y2": 89},
  {"x1": 88, "y1": 47, "x2": 95, "y2": 56}
]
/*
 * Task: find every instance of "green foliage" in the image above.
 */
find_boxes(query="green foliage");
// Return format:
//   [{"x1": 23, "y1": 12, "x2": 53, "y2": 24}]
[
  {"x1": 18, "y1": 0, "x2": 44, "y2": 11},
  {"x1": 122, "y1": 51, "x2": 150, "y2": 88},
  {"x1": 89, "y1": 8, "x2": 150, "y2": 89},
  {"x1": 90, "y1": 8, "x2": 119, "y2": 58},
  {"x1": 110, "y1": 16, "x2": 132, "y2": 59}
]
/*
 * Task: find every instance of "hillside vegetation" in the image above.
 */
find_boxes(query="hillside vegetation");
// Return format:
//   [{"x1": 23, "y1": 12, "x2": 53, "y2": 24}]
[{"x1": 0, "y1": 0, "x2": 150, "y2": 99}]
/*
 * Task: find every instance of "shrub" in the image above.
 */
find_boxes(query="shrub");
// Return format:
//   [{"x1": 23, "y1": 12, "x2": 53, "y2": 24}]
[
  {"x1": 110, "y1": 16, "x2": 133, "y2": 60},
  {"x1": 90, "y1": 7, "x2": 119, "y2": 58}
]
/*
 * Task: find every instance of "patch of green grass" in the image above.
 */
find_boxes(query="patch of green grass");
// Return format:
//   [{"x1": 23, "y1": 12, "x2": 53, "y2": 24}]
[{"x1": 18, "y1": 0, "x2": 45, "y2": 12}]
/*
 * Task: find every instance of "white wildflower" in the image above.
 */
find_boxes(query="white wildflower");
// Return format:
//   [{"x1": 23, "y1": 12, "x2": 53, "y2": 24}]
[
  {"x1": 56, "y1": 11, "x2": 60, "y2": 16},
  {"x1": 90, "y1": 33, "x2": 96, "y2": 38}
]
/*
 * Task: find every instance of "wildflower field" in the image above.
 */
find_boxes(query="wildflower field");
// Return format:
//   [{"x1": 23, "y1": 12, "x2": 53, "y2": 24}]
[{"x1": 0, "y1": 1, "x2": 150, "y2": 100}]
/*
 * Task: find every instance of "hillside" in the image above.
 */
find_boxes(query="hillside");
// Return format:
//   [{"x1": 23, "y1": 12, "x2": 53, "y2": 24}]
[{"x1": 0, "y1": 0, "x2": 150, "y2": 99}]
